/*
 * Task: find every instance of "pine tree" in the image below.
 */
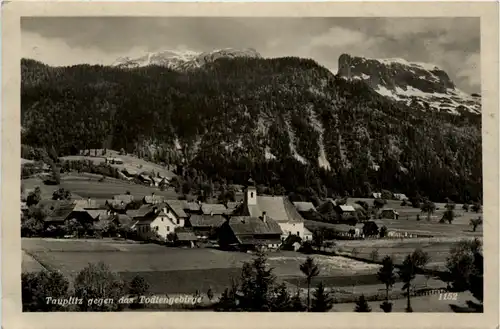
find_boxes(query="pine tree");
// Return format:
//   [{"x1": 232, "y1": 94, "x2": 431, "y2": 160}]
[
  {"x1": 399, "y1": 254, "x2": 417, "y2": 312},
  {"x1": 377, "y1": 256, "x2": 396, "y2": 312},
  {"x1": 311, "y1": 281, "x2": 334, "y2": 312},
  {"x1": 354, "y1": 294, "x2": 371, "y2": 312},
  {"x1": 300, "y1": 256, "x2": 320, "y2": 311}
]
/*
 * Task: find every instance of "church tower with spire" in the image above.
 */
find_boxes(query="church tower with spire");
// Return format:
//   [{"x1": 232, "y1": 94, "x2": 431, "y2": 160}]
[{"x1": 244, "y1": 177, "x2": 257, "y2": 206}]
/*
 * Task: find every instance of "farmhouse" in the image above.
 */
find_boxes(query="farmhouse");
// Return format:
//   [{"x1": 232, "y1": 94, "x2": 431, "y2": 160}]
[
  {"x1": 393, "y1": 193, "x2": 409, "y2": 201},
  {"x1": 185, "y1": 214, "x2": 226, "y2": 239},
  {"x1": 73, "y1": 198, "x2": 99, "y2": 211},
  {"x1": 138, "y1": 174, "x2": 153, "y2": 185},
  {"x1": 134, "y1": 206, "x2": 178, "y2": 241},
  {"x1": 38, "y1": 200, "x2": 76, "y2": 226},
  {"x1": 218, "y1": 216, "x2": 283, "y2": 251},
  {"x1": 182, "y1": 201, "x2": 201, "y2": 214},
  {"x1": 293, "y1": 201, "x2": 317, "y2": 213},
  {"x1": 105, "y1": 200, "x2": 128, "y2": 215},
  {"x1": 234, "y1": 181, "x2": 306, "y2": 240},
  {"x1": 172, "y1": 230, "x2": 199, "y2": 248},
  {"x1": 113, "y1": 194, "x2": 134, "y2": 204},
  {"x1": 201, "y1": 203, "x2": 227, "y2": 216},
  {"x1": 380, "y1": 208, "x2": 400, "y2": 220},
  {"x1": 121, "y1": 168, "x2": 138, "y2": 178},
  {"x1": 163, "y1": 200, "x2": 189, "y2": 227},
  {"x1": 143, "y1": 193, "x2": 165, "y2": 204}
]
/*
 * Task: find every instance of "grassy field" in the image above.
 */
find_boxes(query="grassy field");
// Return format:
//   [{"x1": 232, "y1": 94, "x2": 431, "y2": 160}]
[
  {"x1": 22, "y1": 238, "x2": 383, "y2": 294},
  {"x1": 335, "y1": 237, "x2": 481, "y2": 270},
  {"x1": 22, "y1": 173, "x2": 179, "y2": 200},
  {"x1": 60, "y1": 149, "x2": 175, "y2": 179}
]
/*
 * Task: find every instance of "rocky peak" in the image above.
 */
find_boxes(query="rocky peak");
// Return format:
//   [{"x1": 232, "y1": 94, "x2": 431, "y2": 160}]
[{"x1": 337, "y1": 54, "x2": 480, "y2": 115}]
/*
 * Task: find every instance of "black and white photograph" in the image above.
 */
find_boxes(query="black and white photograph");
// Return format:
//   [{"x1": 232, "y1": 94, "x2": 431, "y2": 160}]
[{"x1": 2, "y1": 1, "x2": 498, "y2": 325}]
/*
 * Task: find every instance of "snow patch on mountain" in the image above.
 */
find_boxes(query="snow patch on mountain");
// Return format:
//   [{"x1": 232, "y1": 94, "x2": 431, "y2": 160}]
[
  {"x1": 112, "y1": 48, "x2": 261, "y2": 70},
  {"x1": 338, "y1": 54, "x2": 481, "y2": 115}
]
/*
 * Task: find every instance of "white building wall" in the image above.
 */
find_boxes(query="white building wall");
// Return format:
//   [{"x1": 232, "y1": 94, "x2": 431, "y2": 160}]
[{"x1": 278, "y1": 222, "x2": 305, "y2": 239}]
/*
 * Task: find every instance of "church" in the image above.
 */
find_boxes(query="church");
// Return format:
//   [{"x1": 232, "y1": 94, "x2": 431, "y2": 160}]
[{"x1": 234, "y1": 179, "x2": 313, "y2": 241}]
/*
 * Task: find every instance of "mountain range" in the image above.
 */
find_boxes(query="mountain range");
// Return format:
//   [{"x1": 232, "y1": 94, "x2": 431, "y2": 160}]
[
  {"x1": 337, "y1": 54, "x2": 480, "y2": 115},
  {"x1": 21, "y1": 49, "x2": 482, "y2": 202}
]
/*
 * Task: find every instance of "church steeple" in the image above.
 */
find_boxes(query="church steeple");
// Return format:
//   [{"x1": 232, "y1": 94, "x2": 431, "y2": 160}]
[{"x1": 244, "y1": 177, "x2": 257, "y2": 206}]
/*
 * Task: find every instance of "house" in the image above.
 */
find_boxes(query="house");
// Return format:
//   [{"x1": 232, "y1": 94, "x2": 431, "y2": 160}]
[
  {"x1": 138, "y1": 174, "x2": 153, "y2": 185},
  {"x1": 293, "y1": 202, "x2": 317, "y2": 213},
  {"x1": 185, "y1": 214, "x2": 226, "y2": 239},
  {"x1": 151, "y1": 177, "x2": 164, "y2": 187},
  {"x1": 394, "y1": 193, "x2": 409, "y2": 201},
  {"x1": 380, "y1": 208, "x2": 400, "y2": 220},
  {"x1": 218, "y1": 216, "x2": 283, "y2": 251},
  {"x1": 73, "y1": 198, "x2": 99, "y2": 211},
  {"x1": 105, "y1": 157, "x2": 124, "y2": 165},
  {"x1": 173, "y1": 230, "x2": 199, "y2": 248},
  {"x1": 234, "y1": 180, "x2": 306, "y2": 240},
  {"x1": 183, "y1": 201, "x2": 202, "y2": 214},
  {"x1": 143, "y1": 193, "x2": 165, "y2": 205},
  {"x1": 111, "y1": 213, "x2": 134, "y2": 229},
  {"x1": 113, "y1": 194, "x2": 134, "y2": 204},
  {"x1": 105, "y1": 200, "x2": 128, "y2": 215},
  {"x1": 163, "y1": 200, "x2": 189, "y2": 227},
  {"x1": 134, "y1": 205, "x2": 178, "y2": 241},
  {"x1": 372, "y1": 193, "x2": 382, "y2": 199},
  {"x1": 303, "y1": 227, "x2": 313, "y2": 241},
  {"x1": 122, "y1": 168, "x2": 138, "y2": 178},
  {"x1": 39, "y1": 200, "x2": 99, "y2": 232},
  {"x1": 201, "y1": 203, "x2": 227, "y2": 216}
]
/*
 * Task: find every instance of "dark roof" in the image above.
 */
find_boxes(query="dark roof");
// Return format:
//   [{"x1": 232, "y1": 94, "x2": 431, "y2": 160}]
[
  {"x1": 228, "y1": 216, "x2": 283, "y2": 236},
  {"x1": 106, "y1": 200, "x2": 127, "y2": 211},
  {"x1": 165, "y1": 200, "x2": 188, "y2": 218},
  {"x1": 176, "y1": 231, "x2": 198, "y2": 242},
  {"x1": 237, "y1": 237, "x2": 282, "y2": 245},
  {"x1": 133, "y1": 204, "x2": 163, "y2": 218},
  {"x1": 114, "y1": 214, "x2": 133, "y2": 227},
  {"x1": 183, "y1": 201, "x2": 201, "y2": 212},
  {"x1": 189, "y1": 214, "x2": 226, "y2": 228},
  {"x1": 201, "y1": 203, "x2": 227, "y2": 215},
  {"x1": 43, "y1": 201, "x2": 75, "y2": 222},
  {"x1": 246, "y1": 196, "x2": 304, "y2": 223}
]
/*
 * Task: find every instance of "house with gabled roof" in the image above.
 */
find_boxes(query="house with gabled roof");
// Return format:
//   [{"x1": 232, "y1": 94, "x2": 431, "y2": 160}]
[
  {"x1": 164, "y1": 200, "x2": 189, "y2": 227},
  {"x1": 142, "y1": 193, "x2": 165, "y2": 205},
  {"x1": 234, "y1": 180, "x2": 306, "y2": 240},
  {"x1": 113, "y1": 194, "x2": 134, "y2": 204},
  {"x1": 134, "y1": 205, "x2": 178, "y2": 241},
  {"x1": 183, "y1": 201, "x2": 202, "y2": 214},
  {"x1": 218, "y1": 215, "x2": 283, "y2": 251},
  {"x1": 185, "y1": 214, "x2": 226, "y2": 239},
  {"x1": 201, "y1": 203, "x2": 227, "y2": 216}
]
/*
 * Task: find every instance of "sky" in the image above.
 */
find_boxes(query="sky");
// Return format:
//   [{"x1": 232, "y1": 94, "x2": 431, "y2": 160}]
[{"x1": 22, "y1": 17, "x2": 480, "y2": 93}]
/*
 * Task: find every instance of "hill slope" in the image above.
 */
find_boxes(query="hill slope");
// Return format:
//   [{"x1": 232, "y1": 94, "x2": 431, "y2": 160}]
[{"x1": 21, "y1": 56, "x2": 482, "y2": 202}]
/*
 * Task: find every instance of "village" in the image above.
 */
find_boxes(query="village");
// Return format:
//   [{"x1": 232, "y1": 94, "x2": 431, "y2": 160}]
[{"x1": 20, "y1": 148, "x2": 484, "y2": 312}]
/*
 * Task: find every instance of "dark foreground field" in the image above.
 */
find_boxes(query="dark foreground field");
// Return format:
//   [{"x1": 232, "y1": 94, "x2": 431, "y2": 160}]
[{"x1": 22, "y1": 237, "x2": 480, "y2": 312}]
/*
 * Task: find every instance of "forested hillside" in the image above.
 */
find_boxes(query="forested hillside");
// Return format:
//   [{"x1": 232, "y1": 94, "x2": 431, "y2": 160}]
[{"x1": 21, "y1": 57, "x2": 482, "y2": 203}]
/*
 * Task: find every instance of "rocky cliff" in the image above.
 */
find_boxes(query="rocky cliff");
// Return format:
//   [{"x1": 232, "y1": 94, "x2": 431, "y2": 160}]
[{"x1": 337, "y1": 54, "x2": 480, "y2": 115}]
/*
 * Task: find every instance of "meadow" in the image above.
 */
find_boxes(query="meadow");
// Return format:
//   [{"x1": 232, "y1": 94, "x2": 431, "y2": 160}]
[{"x1": 22, "y1": 173, "x2": 178, "y2": 200}]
